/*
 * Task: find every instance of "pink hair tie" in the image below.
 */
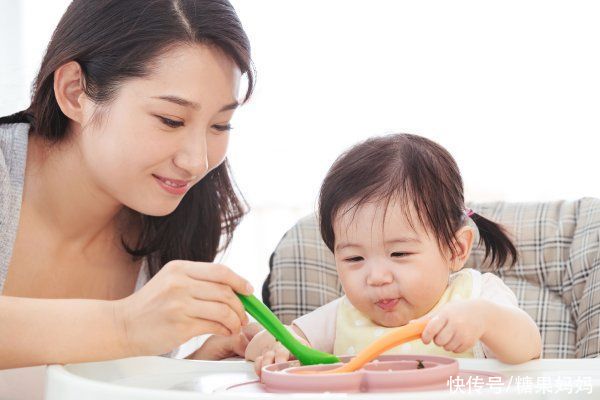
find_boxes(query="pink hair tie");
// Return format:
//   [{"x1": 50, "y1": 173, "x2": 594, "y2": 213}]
[{"x1": 465, "y1": 208, "x2": 474, "y2": 217}]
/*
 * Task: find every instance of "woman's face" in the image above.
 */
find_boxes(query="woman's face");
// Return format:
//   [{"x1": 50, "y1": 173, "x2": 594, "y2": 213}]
[{"x1": 78, "y1": 44, "x2": 241, "y2": 216}]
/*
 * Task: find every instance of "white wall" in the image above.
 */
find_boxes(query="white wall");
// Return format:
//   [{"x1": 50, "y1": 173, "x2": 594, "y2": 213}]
[
  {"x1": 0, "y1": 1, "x2": 24, "y2": 112},
  {"x1": 2, "y1": 0, "x2": 600, "y2": 296},
  {"x1": 0, "y1": 0, "x2": 70, "y2": 112},
  {"x1": 226, "y1": 0, "x2": 600, "y2": 293}
]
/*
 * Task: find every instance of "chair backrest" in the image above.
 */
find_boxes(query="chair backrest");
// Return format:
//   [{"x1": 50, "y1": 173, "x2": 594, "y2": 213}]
[{"x1": 263, "y1": 198, "x2": 600, "y2": 358}]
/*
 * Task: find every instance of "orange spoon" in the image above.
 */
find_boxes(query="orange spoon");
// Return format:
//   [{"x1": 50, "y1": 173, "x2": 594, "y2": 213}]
[{"x1": 295, "y1": 319, "x2": 430, "y2": 375}]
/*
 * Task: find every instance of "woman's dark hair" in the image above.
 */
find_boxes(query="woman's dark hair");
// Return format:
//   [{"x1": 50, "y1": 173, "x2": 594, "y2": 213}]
[
  {"x1": 0, "y1": 0, "x2": 254, "y2": 276},
  {"x1": 318, "y1": 134, "x2": 518, "y2": 269}
]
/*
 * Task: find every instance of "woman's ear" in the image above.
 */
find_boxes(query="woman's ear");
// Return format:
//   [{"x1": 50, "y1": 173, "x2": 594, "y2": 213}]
[
  {"x1": 450, "y1": 226, "x2": 475, "y2": 272},
  {"x1": 53, "y1": 61, "x2": 87, "y2": 124}
]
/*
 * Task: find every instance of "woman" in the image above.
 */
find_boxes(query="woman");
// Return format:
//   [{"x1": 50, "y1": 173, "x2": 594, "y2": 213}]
[{"x1": 0, "y1": 0, "x2": 258, "y2": 370}]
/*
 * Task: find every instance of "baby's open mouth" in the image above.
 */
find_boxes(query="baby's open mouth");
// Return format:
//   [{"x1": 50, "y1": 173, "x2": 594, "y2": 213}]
[{"x1": 375, "y1": 298, "x2": 400, "y2": 311}]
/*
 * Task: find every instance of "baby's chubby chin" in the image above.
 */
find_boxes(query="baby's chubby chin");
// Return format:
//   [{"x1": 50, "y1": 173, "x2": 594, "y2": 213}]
[
  {"x1": 370, "y1": 309, "x2": 411, "y2": 327},
  {"x1": 365, "y1": 298, "x2": 416, "y2": 327}
]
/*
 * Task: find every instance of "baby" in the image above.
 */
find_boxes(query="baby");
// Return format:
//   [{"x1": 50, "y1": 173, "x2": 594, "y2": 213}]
[{"x1": 246, "y1": 134, "x2": 542, "y2": 374}]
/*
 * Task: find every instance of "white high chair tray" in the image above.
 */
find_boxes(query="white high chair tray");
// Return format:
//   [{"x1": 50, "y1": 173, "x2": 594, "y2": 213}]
[{"x1": 45, "y1": 356, "x2": 600, "y2": 400}]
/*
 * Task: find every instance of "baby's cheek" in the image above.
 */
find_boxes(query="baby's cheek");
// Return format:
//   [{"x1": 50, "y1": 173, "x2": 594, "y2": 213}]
[
  {"x1": 406, "y1": 276, "x2": 446, "y2": 312},
  {"x1": 345, "y1": 289, "x2": 372, "y2": 312},
  {"x1": 338, "y1": 272, "x2": 365, "y2": 300},
  {"x1": 342, "y1": 285, "x2": 374, "y2": 316}
]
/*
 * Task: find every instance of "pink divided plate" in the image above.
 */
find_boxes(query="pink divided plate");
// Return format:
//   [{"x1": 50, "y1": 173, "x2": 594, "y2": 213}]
[{"x1": 215, "y1": 355, "x2": 505, "y2": 394}]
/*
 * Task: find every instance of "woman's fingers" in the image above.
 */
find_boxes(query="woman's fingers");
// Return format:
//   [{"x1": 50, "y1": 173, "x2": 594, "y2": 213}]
[
  {"x1": 230, "y1": 332, "x2": 250, "y2": 357},
  {"x1": 120, "y1": 260, "x2": 255, "y2": 357},
  {"x1": 242, "y1": 322, "x2": 262, "y2": 340},
  {"x1": 188, "y1": 281, "x2": 248, "y2": 325},
  {"x1": 191, "y1": 319, "x2": 231, "y2": 337},
  {"x1": 187, "y1": 300, "x2": 242, "y2": 335},
  {"x1": 182, "y1": 262, "x2": 253, "y2": 295}
]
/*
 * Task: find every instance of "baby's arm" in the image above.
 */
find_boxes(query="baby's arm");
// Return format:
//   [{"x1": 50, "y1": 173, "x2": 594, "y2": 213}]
[
  {"x1": 478, "y1": 299, "x2": 541, "y2": 363},
  {"x1": 420, "y1": 273, "x2": 541, "y2": 364},
  {"x1": 245, "y1": 325, "x2": 310, "y2": 375},
  {"x1": 186, "y1": 323, "x2": 262, "y2": 360},
  {"x1": 477, "y1": 273, "x2": 541, "y2": 361}
]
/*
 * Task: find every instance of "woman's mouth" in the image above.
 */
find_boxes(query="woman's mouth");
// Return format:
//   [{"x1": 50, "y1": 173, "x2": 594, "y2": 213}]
[
  {"x1": 375, "y1": 298, "x2": 400, "y2": 311},
  {"x1": 152, "y1": 174, "x2": 191, "y2": 196}
]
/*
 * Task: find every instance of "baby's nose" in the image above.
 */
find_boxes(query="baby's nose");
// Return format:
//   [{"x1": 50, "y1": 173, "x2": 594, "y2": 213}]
[{"x1": 366, "y1": 265, "x2": 394, "y2": 286}]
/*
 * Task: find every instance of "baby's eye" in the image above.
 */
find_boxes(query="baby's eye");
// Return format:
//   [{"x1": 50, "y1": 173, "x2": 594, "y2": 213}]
[
  {"x1": 345, "y1": 256, "x2": 364, "y2": 262},
  {"x1": 391, "y1": 252, "x2": 409, "y2": 257}
]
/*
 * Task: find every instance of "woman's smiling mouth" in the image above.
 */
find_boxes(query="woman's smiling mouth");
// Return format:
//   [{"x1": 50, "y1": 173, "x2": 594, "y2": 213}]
[{"x1": 152, "y1": 174, "x2": 192, "y2": 195}]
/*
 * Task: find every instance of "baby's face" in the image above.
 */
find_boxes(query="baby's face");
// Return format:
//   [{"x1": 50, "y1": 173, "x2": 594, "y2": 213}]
[{"x1": 333, "y1": 200, "x2": 453, "y2": 327}]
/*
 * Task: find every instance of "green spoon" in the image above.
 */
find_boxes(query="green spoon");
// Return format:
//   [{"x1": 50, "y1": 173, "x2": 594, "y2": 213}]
[{"x1": 237, "y1": 293, "x2": 340, "y2": 366}]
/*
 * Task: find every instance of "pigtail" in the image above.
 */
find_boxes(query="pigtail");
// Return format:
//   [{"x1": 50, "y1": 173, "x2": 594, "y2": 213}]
[{"x1": 470, "y1": 212, "x2": 518, "y2": 268}]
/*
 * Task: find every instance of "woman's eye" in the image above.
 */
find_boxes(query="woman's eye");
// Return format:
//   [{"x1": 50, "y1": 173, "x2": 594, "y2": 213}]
[
  {"x1": 391, "y1": 252, "x2": 409, "y2": 258},
  {"x1": 156, "y1": 116, "x2": 184, "y2": 128},
  {"x1": 213, "y1": 123, "x2": 233, "y2": 132},
  {"x1": 345, "y1": 256, "x2": 364, "y2": 262}
]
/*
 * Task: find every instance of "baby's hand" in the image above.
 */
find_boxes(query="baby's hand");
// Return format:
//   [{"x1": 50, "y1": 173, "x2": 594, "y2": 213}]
[
  {"x1": 187, "y1": 323, "x2": 261, "y2": 360},
  {"x1": 245, "y1": 326, "x2": 309, "y2": 376},
  {"x1": 415, "y1": 299, "x2": 487, "y2": 354}
]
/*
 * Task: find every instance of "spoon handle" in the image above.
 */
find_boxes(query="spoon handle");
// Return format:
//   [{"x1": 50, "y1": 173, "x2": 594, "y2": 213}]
[{"x1": 237, "y1": 293, "x2": 302, "y2": 353}]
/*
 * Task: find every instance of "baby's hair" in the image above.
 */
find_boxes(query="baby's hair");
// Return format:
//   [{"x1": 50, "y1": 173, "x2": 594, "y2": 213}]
[{"x1": 318, "y1": 134, "x2": 517, "y2": 269}]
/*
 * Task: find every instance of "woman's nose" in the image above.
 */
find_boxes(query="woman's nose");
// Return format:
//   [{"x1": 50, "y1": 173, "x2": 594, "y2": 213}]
[{"x1": 174, "y1": 130, "x2": 209, "y2": 177}]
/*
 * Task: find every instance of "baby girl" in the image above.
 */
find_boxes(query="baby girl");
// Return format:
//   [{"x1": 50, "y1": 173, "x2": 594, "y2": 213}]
[{"x1": 246, "y1": 134, "x2": 542, "y2": 374}]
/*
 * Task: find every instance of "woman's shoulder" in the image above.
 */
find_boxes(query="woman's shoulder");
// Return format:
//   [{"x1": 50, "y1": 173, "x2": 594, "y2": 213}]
[
  {"x1": 1, "y1": 122, "x2": 29, "y2": 182},
  {"x1": 0, "y1": 122, "x2": 29, "y2": 172},
  {"x1": 0, "y1": 122, "x2": 29, "y2": 288},
  {"x1": 0, "y1": 122, "x2": 29, "y2": 220}
]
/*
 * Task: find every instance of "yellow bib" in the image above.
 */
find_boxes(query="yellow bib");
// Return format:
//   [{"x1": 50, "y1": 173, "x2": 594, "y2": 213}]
[{"x1": 333, "y1": 268, "x2": 482, "y2": 358}]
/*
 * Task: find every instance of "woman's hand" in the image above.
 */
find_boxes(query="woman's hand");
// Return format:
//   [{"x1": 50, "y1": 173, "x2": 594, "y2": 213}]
[
  {"x1": 114, "y1": 260, "x2": 253, "y2": 357},
  {"x1": 187, "y1": 323, "x2": 262, "y2": 360},
  {"x1": 415, "y1": 299, "x2": 487, "y2": 354},
  {"x1": 245, "y1": 325, "x2": 309, "y2": 376}
]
